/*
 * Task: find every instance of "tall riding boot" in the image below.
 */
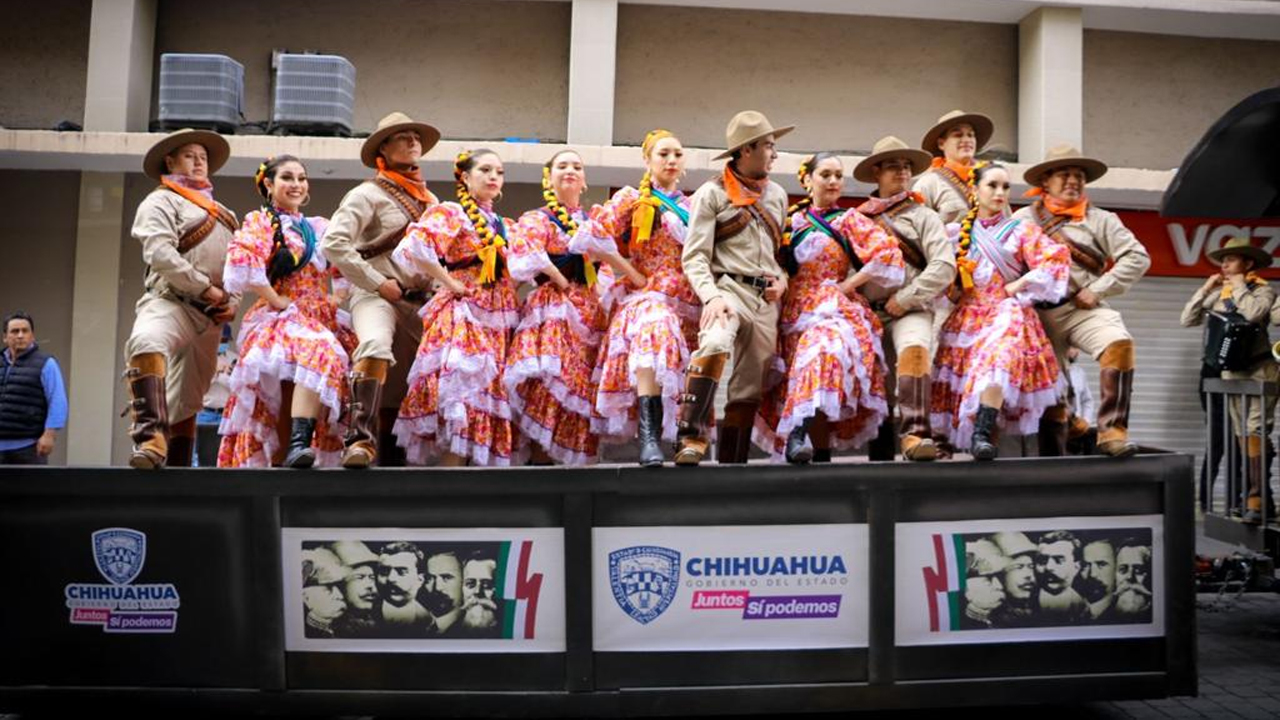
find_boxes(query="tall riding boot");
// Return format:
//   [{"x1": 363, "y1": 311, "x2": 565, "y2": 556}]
[
  {"x1": 342, "y1": 358, "x2": 389, "y2": 469},
  {"x1": 167, "y1": 416, "x2": 196, "y2": 467},
  {"x1": 866, "y1": 420, "x2": 897, "y2": 461},
  {"x1": 124, "y1": 352, "x2": 169, "y2": 470},
  {"x1": 637, "y1": 396, "x2": 664, "y2": 468},
  {"x1": 1097, "y1": 340, "x2": 1138, "y2": 457},
  {"x1": 1243, "y1": 435, "x2": 1265, "y2": 525},
  {"x1": 285, "y1": 417, "x2": 318, "y2": 469},
  {"x1": 1037, "y1": 403, "x2": 1070, "y2": 457},
  {"x1": 897, "y1": 346, "x2": 936, "y2": 462},
  {"x1": 785, "y1": 416, "x2": 814, "y2": 465},
  {"x1": 970, "y1": 405, "x2": 1000, "y2": 461},
  {"x1": 718, "y1": 401, "x2": 759, "y2": 464},
  {"x1": 674, "y1": 353, "x2": 726, "y2": 466}
]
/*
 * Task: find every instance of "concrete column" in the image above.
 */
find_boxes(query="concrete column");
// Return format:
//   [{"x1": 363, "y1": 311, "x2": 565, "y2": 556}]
[
  {"x1": 84, "y1": 0, "x2": 158, "y2": 132},
  {"x1": 566, "y1": 0, "x2": 618, "y2": 146},
  {"x1": 1018, "y1": 7, "x2": 1084, "y2": 163},
  {"x1": 67, "y1": 173, "x2": 127, "y2": 465}
]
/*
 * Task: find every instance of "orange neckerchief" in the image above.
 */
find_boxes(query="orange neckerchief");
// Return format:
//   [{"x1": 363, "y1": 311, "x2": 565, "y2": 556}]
[
  {"x1": 930, "y1": 156, "x2": 974, "y2": 183},
  {"x1": 723, "y1": 163, "x2": 766, "y2": 207},
  {"x1": 376, "y1": 157, "x2": 436, "y2": 205},
  {"x1": 1024, "y1": 188, "x2": 1090, "y2": 222},
  {"x1": 160, "y1": 176, "x2": 219, "y2": 214},
  {"x1": 1221, "y1": 273, "x2": 1268, "y2": 301}
]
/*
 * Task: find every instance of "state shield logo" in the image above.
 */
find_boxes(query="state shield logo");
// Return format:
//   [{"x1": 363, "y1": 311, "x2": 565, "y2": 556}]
[
  {"x1": 608, "y1": 545, "x2": 680, "y2": 625},
  {"x1": 92, "y1": 527, "x2": 147, "y2": 586}
]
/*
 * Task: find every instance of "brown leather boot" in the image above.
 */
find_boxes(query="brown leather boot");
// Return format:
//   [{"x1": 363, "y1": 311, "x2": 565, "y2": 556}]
[
  {"x1": 1097, "y1": 340, "x2": 1137, "y2": 457},
  {"x1": 718, "y1": 401, "x2": 759, "y2": 464},
  {"x1": 896, "y1": 346, "x2": 935, "y2": 462},
  {"x1": 674, "y1": 353, "x2": 726, "y2": 466},
  {"x1": 1243, "y1": 435, "x2": 1265, "y2": 525},
  {"x1": 124, "y1": 352, "x2": 169, "y2": 470},
  {"x1": 342, "y1": 358, "x2": 389, "y2": 469},
  {"x1": 167, "y1": 416, "x2": 196, "y2": 467},
  {"x1": 1037, "y1": 403, "x2": 1070, "y2": 457}
]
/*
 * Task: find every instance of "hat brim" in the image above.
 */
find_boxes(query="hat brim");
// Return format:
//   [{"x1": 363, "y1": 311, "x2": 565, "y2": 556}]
[
  {"x1": 361, "y1": 121, "x2": 442, "y2": 168},
  {"x1": 853, "y1": 147, "x2": 933, "y2": 184},
  {"x1": 143, "y1": 129, "x2": 231, "y2": 181},
  {"x1": 921, "y1": 113, "x2": 994, "y2": 158},
  {"x1": 713, "y1": 125, "x2": 796, "y2": 161},
  {"x1": 1022, "y1": 157, "x2": 1108, "y2": 187},
  {"x1": 1207, "y1": 245, "x2": 1273, "y2": 270}
]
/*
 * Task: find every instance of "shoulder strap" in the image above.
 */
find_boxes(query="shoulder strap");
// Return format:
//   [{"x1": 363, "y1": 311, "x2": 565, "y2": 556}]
[
  {"x1": 355, "y1": 179, "x2": 428, "y2": 260},
  {"x1": 1031, "y1": 202, "x2": 1107, "y2": 275},
  {"x1": 871, "y1": 201, "x2": 927, "y2": 270},
  {"x1": 931, "y1": 166, "x2": 970, "y2": 201},
  {"x1": 157, "y1": 186, "x2": 237, "y2": 254}
]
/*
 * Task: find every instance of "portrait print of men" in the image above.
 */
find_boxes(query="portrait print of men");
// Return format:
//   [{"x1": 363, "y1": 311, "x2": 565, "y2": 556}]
[
  {"x1": 301, "y1": 547, "x2": 347, "y2": 638},
  {"x1": 426, "y1": 549, "x2": 465, "y2": 636},
  {"x1": 329, "y1": 540, "x2": 381, "y2": 638},
  {"x1": 377, "y1": 541, "x2": 436, "y2": 636},
  {"x1": 460, "y1": 551, "x2": 501, "y2": 637},
  {"x1": 1077, "y1": 536, "x2": 1119, "y2": 622},
  {"x1": 990, "y1": 531, "x2": 1038, "y2": 628},
  {"x1": 1114, "y1": 539, "x2": 1153, "y2": 622},
  {"x1": 1035, "y1": 530, "x2": 1089, "y2": 624},
  {"x1": 961, "y1": 538, "x2": 1007, "y2": 629}
]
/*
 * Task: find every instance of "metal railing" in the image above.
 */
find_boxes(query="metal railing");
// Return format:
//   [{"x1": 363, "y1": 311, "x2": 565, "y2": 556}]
[{"x1": 1200, "y1": 378, "x2": 1277, "y2": 527}]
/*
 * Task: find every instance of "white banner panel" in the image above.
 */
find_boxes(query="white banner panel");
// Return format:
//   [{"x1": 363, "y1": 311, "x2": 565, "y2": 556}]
[
  {"x1": 895, "y1": 515, "x2": 1164, "y2": 646},
  {"x1": 593, "y1": 524, "x2": 869, "y2": 652},
  {"x1": 282, "y1": 527, "x2": 565, "y2": 653}
]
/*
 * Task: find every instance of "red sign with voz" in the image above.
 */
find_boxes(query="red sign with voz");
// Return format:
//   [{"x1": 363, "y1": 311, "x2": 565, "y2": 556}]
[{"x1": 1118, "y1": 213, "x2": 1280, "y2": 279}]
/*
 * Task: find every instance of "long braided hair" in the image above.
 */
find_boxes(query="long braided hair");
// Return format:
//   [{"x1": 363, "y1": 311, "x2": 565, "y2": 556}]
[
  {"x1": 629, "y1": 129, "x2": 676, "y2": 251},
  {"x1": 955, "y1": 160, "x2": 999, "y2": 291},
  {"x1": 454, "y1": 149, "x2": 505, "y2": 284},
  {"x1": 254, "y1": 154, "x2": 313, "y2": 283},
  {"x1": 781, "y1": 152, "x2": 839, "y2": 274},
  {"x1": 542, "y1": 149, "x2": 582, "y2": 236}
]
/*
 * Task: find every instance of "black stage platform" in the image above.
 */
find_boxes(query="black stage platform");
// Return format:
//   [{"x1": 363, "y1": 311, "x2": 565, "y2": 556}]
[{"x1": 0, "y1": 453, "x2": 1195, "y2": 716}]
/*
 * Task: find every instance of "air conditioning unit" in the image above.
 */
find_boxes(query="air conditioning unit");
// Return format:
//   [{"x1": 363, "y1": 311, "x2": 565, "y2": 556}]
[
  {"x1": 271, "y1": 53, "x2": 356, "y2": 137},
  {"x1": 157, "y1": 53, "x2": 244, "y2": 133}
]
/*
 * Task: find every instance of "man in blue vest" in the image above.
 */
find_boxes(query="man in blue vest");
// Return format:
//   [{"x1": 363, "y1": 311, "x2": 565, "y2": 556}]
[{"x1": 0, "y1": 311, "x2": 67, "y2": 464}]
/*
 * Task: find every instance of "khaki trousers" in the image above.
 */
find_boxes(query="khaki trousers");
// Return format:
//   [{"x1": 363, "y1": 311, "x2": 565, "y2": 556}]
[
  {"x1": 123, "y1": 293, "x2": 221, "y2": 425},
  {"x1": 348, "y1": 286, "x2": 425, "y2": 407},
  {"x1": 1039, "y1": 302, "x2": 1132, "y2": 364},
  {"x1": 691, "y1": 276, "x2": 780, "y2": 404}
]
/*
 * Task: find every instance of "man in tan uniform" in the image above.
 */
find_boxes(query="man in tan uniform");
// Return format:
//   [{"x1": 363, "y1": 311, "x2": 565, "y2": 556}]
[
  {"x1": 123, "y1": 129, "x2": 238, "y2": 469},
  {"x1": 1013, "y1": 144, "x2": 1151, "y2": 457},
  {"x1": 854, "y1": 136, "x2": 956, "y2": 461},
  {"x1": 676, "y1": 111, "x2": 793, "y2": 465},
  {"x1": 914, "y1": 110, "x2": 994, "y2": 225},
  {"x1": 323, "y1": 112, "x2": 442, "y2": 468}
]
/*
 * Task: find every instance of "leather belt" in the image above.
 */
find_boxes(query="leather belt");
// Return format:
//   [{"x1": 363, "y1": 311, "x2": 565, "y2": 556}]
[{"x1": 725, "y1": 273, "x2": 769, "y2": 297}]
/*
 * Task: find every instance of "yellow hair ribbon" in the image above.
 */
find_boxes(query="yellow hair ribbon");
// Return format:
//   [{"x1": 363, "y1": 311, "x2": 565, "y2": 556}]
[
  {"x1": 583, "y1": 253, "x2": 597, "y2": 288},
  {"x1": 957, "y1": 257, "x2": 977, "y2": 290},
  {"x1": 477, "y1": 235, "x2": 505, "y2": 286},
  {"x1": 630, "y1": 194, "x2": 661, "y2": 246}
]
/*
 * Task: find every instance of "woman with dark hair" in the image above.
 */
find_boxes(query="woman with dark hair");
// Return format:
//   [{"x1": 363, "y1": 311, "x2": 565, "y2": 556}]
[
  {"x1": 218, "y1": 155, "x2": 350, "y2": 468},
  {"x1": 391, "y1": 149, "x2": 521, "y2": 466},
  {"x1": 504, "y1": 149, "x2": 611, "y2": 465},
  {"x1": 756, "y1": 152, "x2": 904, "y2": 464},
  {"x1": 570, "y1": 129, "x2": 697, "y2": 467},
  {"x1": 931, "y1": 162, "x2": 1069, "y2": 460},
  {"x1": 1181, "y1": 237, "x2": 1277, "y2": 524}
]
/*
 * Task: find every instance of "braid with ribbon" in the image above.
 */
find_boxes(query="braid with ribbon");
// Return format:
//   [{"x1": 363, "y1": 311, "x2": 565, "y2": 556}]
[
  {"x1": 543, "y1": 150, "x2": 596, "y2": 286},
  {"x1": 955, "y1": 160, "x2": 994, "y2": 291},
  {"x1": 781, "y1": 155, "x2": 816, "y2": 248},
  {"x1": 629, "y1": 129, "x2": 674, "y2": 251},
  {"x1": 455, "y1": 149, "x2": 504, "y2": 285},
  {"x1": 254, "y1": 154, "x2": 306, "y2": 283}
]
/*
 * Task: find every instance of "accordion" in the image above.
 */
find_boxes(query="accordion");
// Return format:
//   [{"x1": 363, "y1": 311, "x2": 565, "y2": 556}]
[{"x1": 1204, "y1": 310, "x2": 1268, "y2": 372}]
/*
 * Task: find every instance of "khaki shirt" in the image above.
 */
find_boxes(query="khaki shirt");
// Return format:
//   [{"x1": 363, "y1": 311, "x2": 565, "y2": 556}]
[
  {"x1": 860, "y1": 202, "x2": 956, "y2": 312},
  {"x1": 682, "y1": 177, "x2": 787, "y2": 305},
  {"x1": 131, "y1": 189, "x2": 237, "y2": 301},
  {"x1": 1181, "y1": 280, "x2": 1276, "y2": 327},
  {"x1": 1011, "y1": 204, "x2": 1151, "y2": 299},
  {"x1": 323, "y1": 181, "x2": 434, "y2": 293},
  {"x1": 913, "y1": 169, "x2": 969, "y2": 225}
]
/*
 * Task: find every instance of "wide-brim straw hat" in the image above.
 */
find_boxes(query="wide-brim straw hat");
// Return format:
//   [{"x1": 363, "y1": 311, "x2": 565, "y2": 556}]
[
  {"x1": 142, "y1": 128, "x2": 230, "y2": 181},
  {"x1": 921, "y1": 109, "x2": 994, "y2": 158},
  {"x1": 713, "y1": 110, "x2": 795, "y2": 161},
  {"x1": 1207, "y1": 236, "x2": 1273, "y2": 269},
  {"x1": 853, "y1": 135, "x2": 933, "y2": 184},
  {"x1": 1023, "y1": 143, "x2": 1108, "y2": 187},
  {"x1": 360, "y1": 112, "x2": 442, "y2": 169}
]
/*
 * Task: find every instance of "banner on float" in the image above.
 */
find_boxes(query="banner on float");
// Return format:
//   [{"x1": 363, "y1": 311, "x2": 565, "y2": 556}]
[
  {"x1": 593, "y1": 524, "x2": 868, "y2": 652},
  {"x1": 282, "y1": 527, "x2": 565, "y2": 653},
  {"x1": 895, "y1": 515, "x2": 1163, "y2": 646}
]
